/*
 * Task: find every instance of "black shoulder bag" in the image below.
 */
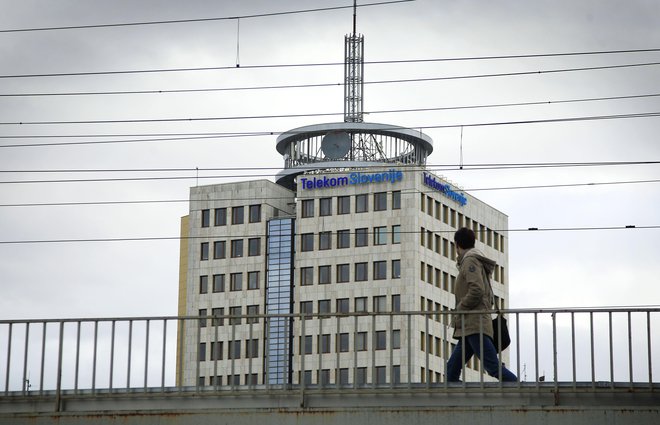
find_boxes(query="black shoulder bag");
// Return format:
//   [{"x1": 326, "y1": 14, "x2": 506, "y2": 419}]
[{"x1": 485, "y1": 274, "x2": 511, "y2": 353}]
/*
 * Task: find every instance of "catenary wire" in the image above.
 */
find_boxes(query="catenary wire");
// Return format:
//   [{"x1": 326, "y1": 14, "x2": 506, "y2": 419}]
[
  {"x1": 1, "y1": 48, "x2": 659, "y2": 80},
  {"x1": 0, "y1": 178, "x2": 658, "y2": 207},
  {"x1": 1, "y1": 160, "x2": 658, "y2": 174},
  {"x1": 0, "y1": 112, "x2": 658, "y2": 139},
  {"x1": 0, "y1": 0, "x2": 414, "y2": 33},
  {"x1": 0, "y1": 225, "x2": 657, "y2": 245},
  {"x1": 1, "y1": 61, "x2": 659, "y2": 98}
]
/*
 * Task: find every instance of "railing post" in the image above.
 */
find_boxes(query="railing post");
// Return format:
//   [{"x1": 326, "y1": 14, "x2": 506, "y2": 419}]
[
  {"x1": 54, "y1": 321, "x2": 64, "y2": 412},
  {"x1": 22, "y1": 322, "x2": 29, "y2": 395},
  {"x1": 3, "y1": 323, "x2": 11, "y2": 395},
  {"x1": 161, "y1": 319, "x2": 168, "y2": 390}
]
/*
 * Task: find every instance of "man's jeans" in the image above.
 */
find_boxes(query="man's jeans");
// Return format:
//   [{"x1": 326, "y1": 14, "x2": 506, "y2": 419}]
[{"x1": 447, "y1": 333, "x2": 518, "y2": 382}]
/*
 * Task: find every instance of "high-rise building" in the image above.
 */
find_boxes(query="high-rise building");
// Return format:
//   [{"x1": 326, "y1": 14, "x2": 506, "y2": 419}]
[{"x1": 177, "y1": 21, "x2": 509, "y2": 387}]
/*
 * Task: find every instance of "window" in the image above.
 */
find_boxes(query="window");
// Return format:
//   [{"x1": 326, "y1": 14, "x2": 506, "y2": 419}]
[
  {"x1": 337, "y1": 196, "x2": 350, "y2": 214},
  {"x1": 230, "y1": 239, "x2": 243, "y2": 258},
  {"x1": 301, "y1": 199, "x2": 314, "y2": 218},
  {"x1": 392, "y1": 295, "x2": 401, "y2": 312},
  {"x1": 356, "y1": 368, "x2": 367, "y2": 386},
  {"x1": 392, "y1": 366, "x2": 401, "y2": 384},
  {"x1": 300, "y1": 301, "x2": 313, "y2": 316},
  {"x1": 337, "y1": 229, "x2": 350, "y2": 249},
  {"x1": 392, "y1": 191, "x2": 401, "y2": 209},
  {"x1": 355, "y1": 262, "x2": 368, "y2": 281},
  {"x1": 318, "y1": 265, "x2": 331, "y2": 284},
  {"x1": 338, "y1": 333, "x2": 349, "y2": 352},
  {"x1": 356, "y1": 194, "x2": 368, "y2": 213},
  {"x1": 248, "y1": 271, "x2": 260, "y2": 290},
  {"x1": 317, "y1": 369, "x2": 330, "y2": 386},
  {"x1": 375, "y1": 331, "x2": 387, "y2": 350},
  {"x1": 213, "y1": 241, "x2": 226, "y2": 259},
  {"x1": 337, "y1": 264, "x2": 350, "y2": 283},
  {"x1": 319, "y1": 231, "x2": 331, "y2": 250},
  {"x1": 229, "y1": 306, "x2": 242, "y2": 325},
  {"x1": 303, "y1": 335, "x2": 313, "y2": 355},
  {"x1": 373, "y1": 295, "x2": 386, "y2": 312},
  {"x1": 214, "y1": 208, "x2": 226, "y2": 226},
  {"x1": 318, "y1": 299, "x2": 331, "y2": 314},
  {"x1": 373, "y1": 226, "x2": 387, "y2": 245},
  {"x1": 210, "y1": 375, "x2": 222, "y2": 386},
  {"x1": 356, "y1": 332, "x2": 367, "y2": 351},
  {"x1": 200, "y1": 242, "x2": 209, "y2": 261},
  {"x1": 248, "y1": 238, "x2": 260, "y2": 256},
  {"x1": 199, "y1": 309, "x2": 207, "y2": 328},
  {"x1": 211, "y1": 341, "x2": 223, "y2": 360},
  {"x1": 228, "y1": 375, "x2": 240, "y2": 386},
  {"x1": 212, "y1": 274, "x2": 225, "y2": 292},
  {"x1": 319, "y1": 197, "x2": 332, "y2": 216},
  {"x1": 212, "y1": 307, "x2": 224, "y2": 326},
  {"x1": 355, "y1": 228, "x2": 368, "y2": 247},
  {"x1": 300, "y1": 267, "x2": 313, "y2": 286},
  {"x1": 374, "y1": 192, "x2": 387, "y2": 211},
  {"x1": 199, "y1": 275, "x2": 208, "y2": 294},
  {"x1": 245, "y1": 373, "x2": 258, "y2": 385},
  {"x1": 392, "y1": 330, "x2": 401, "y2": 349},
  {"x1": 339, "y1": 368, "x2": 349, "y2": 385},
  {"x1": 230, "y1": 273, "x2": 242, "y2": 291},
  {"x1": 373, "y1": 261, "x2": 387, "y2": 280},
  {"x1": 302, "y1": 370, "x2": 312, "y2": 385},
  {"x1": 228, "y1": 340, "x2": 241, "y2": 359},
  {"x1": 319, "y1": 334, "x2": 331, "y2": 353},
  {"x1": 355, "y1": 297, "x2": 367, "y2": 312},
  {"x1": 392, "y1": 225, "x2": 401, "y2": 244},
  {"x1": 301, "y1": 233, "x2": 314, "y2": 252},
  {"x1": 201, "y1": 209, "x2": 210, "y2": 227},
  {"x1": 246, "y1": 339, "x2": 259, "y2": 358},
  {"x1": 392, "y1": 260, "x2": 401, "y2": 279},
  {"x1": 232, "y1": 206, "x2": 244, "y2": 224},
  {"x1": 336, "y1": 298, "x2": 349, "y2": 313},
  {"x1": 198, "y1": 343, "x2": 206, "y2": 362},
  {"x1": 248, "y1": 204, "x2": 261, "y2": 223},
  {"x1": 375, "y1": 366, "x2": 387, "y2": 384}
]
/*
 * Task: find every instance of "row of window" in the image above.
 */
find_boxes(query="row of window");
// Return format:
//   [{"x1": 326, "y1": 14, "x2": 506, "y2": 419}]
[
  {"x1": 200, "y1": 237, "x2": 261, "y2": 260},
  {"x1": 299, "y1": 329, "x2": 401, "y2": 355},
  {"x1": 300, "y1": 225, "x2": 401, "y2": 252},
  {"x1": 421, "y1": 194, "x2": 505, "y2": 253},
  {"x1": 300, "y1": 294, "x2": 401, "y2": 315},
  {"x1": 199, "y1": 272, "x2": 261, "y2": 294},
  {"x1": 199, "y1": 339, "x2": 259, "y2": 362},
  {"x1": 420, "y1": 296, "x2": 453, "y2": 327},
  {"x1": 201, "y1": 204, "x2": 262, "y2": 227},
  {"x1": 420, "y1": 261, "x2": 457, "y2": 292},
  {"x1": 300, "y1": 191, "x2": 401, "y2": 218},
  {"x1": 299, "y1": 260, "x2": 401, "y2": 286},
  {"x1": 198, "y1": 305, "x2": 260, "y2": 327},
  {"x1": 300, "y1": 365, "x2": 401, "y2": 386},
  {"x1": 198, "y1": 366, "x2": 403, "y2": 387}
]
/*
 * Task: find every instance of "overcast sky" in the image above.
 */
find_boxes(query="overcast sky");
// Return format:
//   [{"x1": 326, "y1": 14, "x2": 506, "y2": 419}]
[{"x1": 0, "y1": 0, "x2": 659, "y2": 322}]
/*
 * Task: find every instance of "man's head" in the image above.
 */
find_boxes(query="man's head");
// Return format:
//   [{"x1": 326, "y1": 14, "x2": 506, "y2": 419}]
[{"x1": 454, "y1": 227, "x2": 476, "y2": 250}]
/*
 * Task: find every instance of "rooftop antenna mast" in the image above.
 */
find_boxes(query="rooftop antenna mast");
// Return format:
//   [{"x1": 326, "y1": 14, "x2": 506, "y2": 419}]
[{"x1": 344, "y1": 0, "x2": 364, "y2": 123}]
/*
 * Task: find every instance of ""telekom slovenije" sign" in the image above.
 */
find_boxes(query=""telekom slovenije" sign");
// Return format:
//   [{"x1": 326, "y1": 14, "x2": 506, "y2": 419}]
[{"x1": 423, "y1": 173, "x2": 467, "y2": 206}]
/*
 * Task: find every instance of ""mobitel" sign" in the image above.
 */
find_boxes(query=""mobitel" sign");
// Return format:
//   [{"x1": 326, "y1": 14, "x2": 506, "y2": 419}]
[{"x1": 423, "y1": 173, "x2": 467, "y2": 206}]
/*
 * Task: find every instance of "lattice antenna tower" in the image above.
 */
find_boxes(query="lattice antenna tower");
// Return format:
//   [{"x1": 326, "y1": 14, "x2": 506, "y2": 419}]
[{"x1": 344, "y1": 0, "x2": 364, "y2": 123}]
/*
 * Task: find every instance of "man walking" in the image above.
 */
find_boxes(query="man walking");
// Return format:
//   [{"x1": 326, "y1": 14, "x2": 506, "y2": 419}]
[{"x1": 447, "y1": 227, "x2": 517, "y2": 382}]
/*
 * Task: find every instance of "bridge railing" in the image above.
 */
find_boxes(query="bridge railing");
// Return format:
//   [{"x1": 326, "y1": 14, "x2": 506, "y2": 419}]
[{"x1": 1, "y1": 308, "x2": 658, "y2": 396}]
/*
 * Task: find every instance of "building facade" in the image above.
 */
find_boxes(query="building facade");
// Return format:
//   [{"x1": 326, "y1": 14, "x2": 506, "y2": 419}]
[{"x1": 177, "y1": 151, "x2": 509, "y2": 387}]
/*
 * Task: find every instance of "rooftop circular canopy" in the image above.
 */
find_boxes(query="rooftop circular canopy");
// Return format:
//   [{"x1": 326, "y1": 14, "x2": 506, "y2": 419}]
[{"x1": 275, "y1": 122, "x2": 433, "y2": 189}]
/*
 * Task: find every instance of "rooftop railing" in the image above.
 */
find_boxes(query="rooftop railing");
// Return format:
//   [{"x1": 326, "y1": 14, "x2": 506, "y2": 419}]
[{"x1": 1, "y1": 308, "x2": 658, "y2": 399}]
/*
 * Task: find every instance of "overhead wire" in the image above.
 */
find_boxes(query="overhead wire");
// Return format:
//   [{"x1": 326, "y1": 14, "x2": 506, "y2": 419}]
[
  {"x1": 1, "y1": 48, "x2": 659, "y2": 80},
  {"x1": 1, "y1": 61, "x2": 659, "y2": 97},
  {"x1": 1, "y1": 112, "x2": 658, "y2": 136},
  {"x1": 0, "y1": 0, "x2": 415, "y2": 34},
  {"x1": 0, "y1": 225, "x2": 657, "y2": 245}
]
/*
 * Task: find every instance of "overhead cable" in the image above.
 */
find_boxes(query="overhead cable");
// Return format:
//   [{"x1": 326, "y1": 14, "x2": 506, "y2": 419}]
[
  {"x1": 0, "y1": 225, "x2": 657, "y2": 245},
  {"x1": 0, "y1": 0, "x2": 414, "y2": 33},
  {"x1": 1, "y1": 48, "x2": 659, "y2": 80},
  {"x1": 1, "y1": 61, "x2": 659, "y2": 97},
  {"x1": 1, "y1": 111, "x2": 658, "y2": 132}
]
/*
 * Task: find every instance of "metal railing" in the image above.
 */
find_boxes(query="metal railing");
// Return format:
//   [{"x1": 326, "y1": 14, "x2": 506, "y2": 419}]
[{"x1": 1, "y1": 308, "x2": 658, "y2": 397}]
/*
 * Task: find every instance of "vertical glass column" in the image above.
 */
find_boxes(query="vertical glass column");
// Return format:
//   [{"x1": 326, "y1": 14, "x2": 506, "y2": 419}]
[{"x1": 265, "y1": 218, "x2": 295, "y2": 385}]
